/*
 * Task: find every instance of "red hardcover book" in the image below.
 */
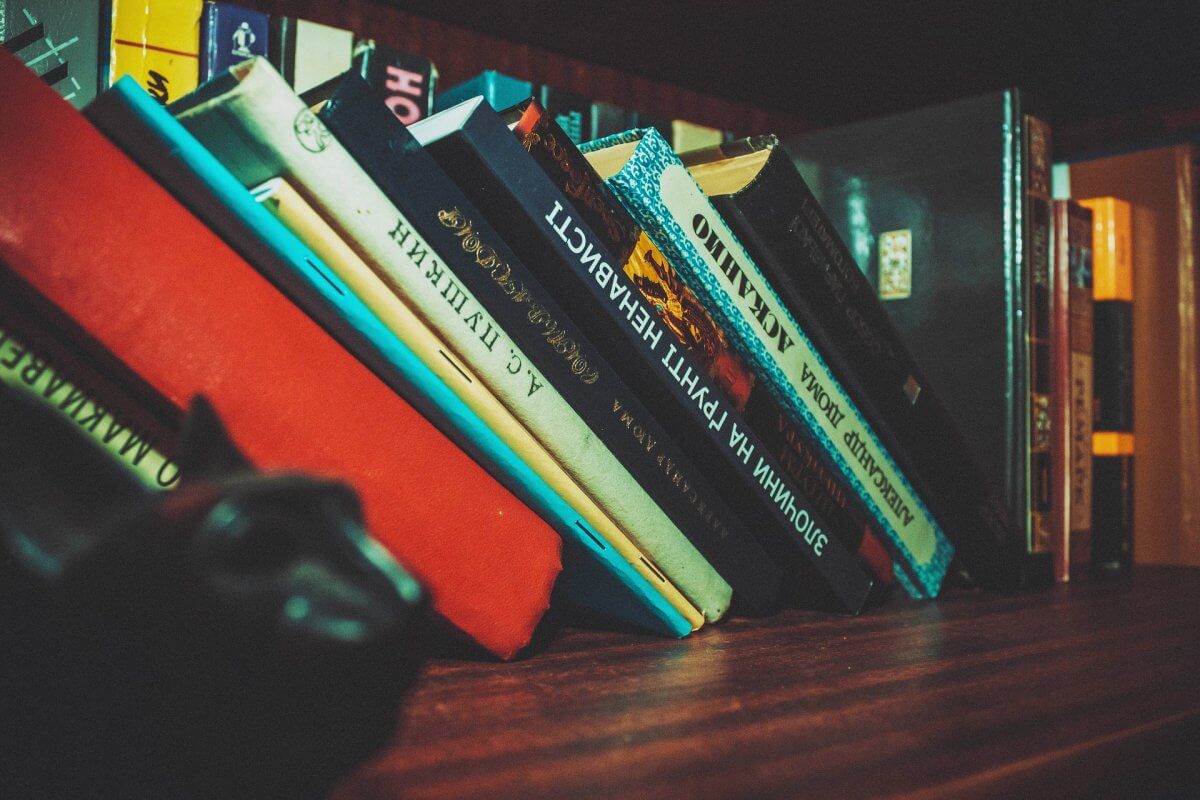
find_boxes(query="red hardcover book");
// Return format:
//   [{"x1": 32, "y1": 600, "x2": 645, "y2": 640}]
[{"x1": 0, "y1": 50, "x2": 561, "y2": 660}]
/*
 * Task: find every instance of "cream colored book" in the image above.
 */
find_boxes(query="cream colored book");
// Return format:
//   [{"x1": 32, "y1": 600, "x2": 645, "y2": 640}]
[{"x1": 254, "y1": 176, "x2": 704, "y2": 630}]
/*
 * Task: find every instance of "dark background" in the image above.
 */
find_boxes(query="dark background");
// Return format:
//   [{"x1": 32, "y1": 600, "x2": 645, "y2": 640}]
[{"x1": 387, "y1": 0, "x2": 1200, "y2": 129}]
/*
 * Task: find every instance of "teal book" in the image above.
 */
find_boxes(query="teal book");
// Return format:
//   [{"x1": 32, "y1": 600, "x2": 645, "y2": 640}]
[
  {"x1": 84, "y1": 77, "x2": 693, "y2": 638},
  {"x1": 581, "y1": 128, "x2": 954, "y2": 597}
]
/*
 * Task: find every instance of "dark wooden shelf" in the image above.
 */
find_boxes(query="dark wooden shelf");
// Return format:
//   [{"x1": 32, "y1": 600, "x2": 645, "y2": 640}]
[{"x1": 335, "y1": 566, "x2": 1200, "y2": 799}]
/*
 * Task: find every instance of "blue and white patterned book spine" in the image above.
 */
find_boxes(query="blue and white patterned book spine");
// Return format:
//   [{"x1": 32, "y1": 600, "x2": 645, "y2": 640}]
[{"x1": 582, "y1": 128, "x2": 954, "y2": 596}]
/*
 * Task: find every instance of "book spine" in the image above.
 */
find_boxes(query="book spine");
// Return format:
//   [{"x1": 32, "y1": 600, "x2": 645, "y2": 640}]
[
  {"x1": 1067, "y1": 203, "x2": 1095, "y2": 575},
  {"x1": 1025, "y1": 116, "x2": 1054, "y2": 557},
  {"x1": 591, "y1": 130, "x2": 951, "y2": 596},
  {"x1": 1083, "y1": 197, "x2": 1134, "y2": 574},
  {"x1": 1050, "y1": 201, "x2": 1072, "y2": 581},
  {"x1": 0, "y1": 0, "x2": 103, "y2": 108},
  {"x1": 352, "y1": 39, "x2": 437, "y2": 125},
  {"x1": 418, "y1": 113, "x2": 874, "y2": 611},
  {"x1": 173, "y1": 62, "x2": 731, "y2": 623},
  {"x1": 199, "y1": 1, "x2": 269, "y2": 82},
  {"x1": 0, "y1": 302, "x2": 180, "y2": 492},
  {"x1": 695, "y1": 147, "x2": 1020, "y2": 590},
  {"x1": 109, "y1": 0, "x2": 202, "y2": 104},
  {"x1": 514, "y1": 113, "x2": 896, "y2": 593},
  {"x1": 537, "y1": 85, "x2": 592, "y2": 145}
]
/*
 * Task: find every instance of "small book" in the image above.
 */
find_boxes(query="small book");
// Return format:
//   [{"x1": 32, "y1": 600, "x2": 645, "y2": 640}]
[
  {"x1": 321, "y1": 72, "x2": 781, "y2": 615},
  {"x1": 352, "y1": 38, "x2": 438, "y2": 125},
  {"x1": 1079, "y1": 196, "x2": 1134, "y2": 575},
  {"x1": 0, "y1": 49, "x2": 561, "y2": 660},
  {"x1": 199, "y1": 1, "x2": 269, "y2": 82},
  {"x1": 268, "y1": 16, "x2": 352, "y2": 95},
  {"x1": 582, "y1": 128, "x2": 953, "y2": 597},
  {"x1": 1, "y1": 0, "x2": 102, "y2": 107},
  {"x1": 410, "y1": 98, "x2": 875, "y2": 613},
  {"x1": 434, "y1": 69, "x2": 533, "y2": 113},
  {"x1": 537, "y1": 84, "x2": 592, "y2": 144},
  {"x1": 108, "y1": 0, "x2": 202, "y2": 104}
]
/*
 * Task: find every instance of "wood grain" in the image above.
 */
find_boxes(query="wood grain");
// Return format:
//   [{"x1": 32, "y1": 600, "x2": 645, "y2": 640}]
[{"x1": 334, "y1": 567, "x2": 1200, "y2": 799}]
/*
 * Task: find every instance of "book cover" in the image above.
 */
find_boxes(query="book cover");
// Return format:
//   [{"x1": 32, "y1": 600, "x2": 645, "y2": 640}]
[
  {"x1": 268, "y1": 16, "x2": 351, "y2": 95},
  {"x1": 199, "y1": 1, "x2": 267, "y2": 82},
  {"x1": 786, "y1": 90, "x2": 1058, "y2": 587},
  {"x1": 681, "y1": 136, "x2": 1020, "y2": 592},
  {"x1": 537, "y1": 84, "x2": 592, "y2": 145},
  {"x1": 434, "y1": 69, "x2": 532, "y2": 113},
  {"x1": 171, "y1": 59, "x2": 731, "y2": 624},
  {"x1": 1, "y1": 0, "x2": 102, "y2": 107},
  {"x1": 410, "y1": 98, "x2": 875, "y2": 613},
  {"x1": 321, "y1": 73, "x2": 781, "y2": 615},
  {"x1": 353, "y1": 38, "x2": 438, "y2": 125},
  {"x1": 0, "y1": 297, "x2": 180, "y2": 492},
  {"x1": 509, "y1": 102, "x2": 896, "y2": 595},
  {"x1": 582, "y1": 128, "x2": 953, "y2": 597},
  {"x1": 0, "y1": 49, "x2": 560, "y2": 660},
  {"x1": 109, "y1": 0, "x2": 201, "y2": 104},
  {"x1": 86, "y1": 74, "x2": 695, "y2": 638},
  {"x1": 1079, "y1": 195, "x2": 1135, "y2": 574}
]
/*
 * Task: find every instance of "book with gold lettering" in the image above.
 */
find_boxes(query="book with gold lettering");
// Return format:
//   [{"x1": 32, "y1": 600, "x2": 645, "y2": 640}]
[
  {"x1": 410, "y1": 98, "x2": 875, "y2": 613},
  {"x1": 85, "y1": 73, "x2": 697, "y2": 637},
  {"x1": 108, "y1": 0, "x2": 202, "y2": 104},
  {"x1": 170, "y1": 58, "x2": 732, "y2": 624},
  {"x1": 582, "y1": 128, "x2": 953, "y2": 597}
]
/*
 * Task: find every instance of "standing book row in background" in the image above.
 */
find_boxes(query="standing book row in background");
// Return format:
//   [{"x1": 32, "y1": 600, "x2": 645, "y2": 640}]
[{"x1": 2, "y1": 0, "x2": 728, "y2": 150}]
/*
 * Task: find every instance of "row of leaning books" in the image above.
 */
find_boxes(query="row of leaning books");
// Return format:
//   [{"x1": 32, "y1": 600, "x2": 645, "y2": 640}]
[
  {"x1": 0, "y1": 24, "x2": 1129, "y2": 660},
  {"x1": 3, "y1": 0, "x2": 730, "y2": 150}
]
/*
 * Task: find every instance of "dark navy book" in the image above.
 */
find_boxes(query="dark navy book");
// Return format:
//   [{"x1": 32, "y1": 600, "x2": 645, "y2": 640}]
[{"x1": 200, "y1": 1, "x2": 269, "y2": 82}]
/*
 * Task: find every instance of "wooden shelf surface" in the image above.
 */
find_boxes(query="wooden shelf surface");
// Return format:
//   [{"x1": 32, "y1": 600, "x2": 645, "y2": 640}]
[{"x1": 335, "y1": 566, "x2": 1200, "y2": 799}]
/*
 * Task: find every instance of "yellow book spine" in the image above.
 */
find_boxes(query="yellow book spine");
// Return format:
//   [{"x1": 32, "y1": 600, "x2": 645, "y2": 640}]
[
  {"x1": 255, "y1": 177, "x2": 704, "y2": 631},
  {"x1": 109, "y1": 0, "x2": 202, "y2": 104}
]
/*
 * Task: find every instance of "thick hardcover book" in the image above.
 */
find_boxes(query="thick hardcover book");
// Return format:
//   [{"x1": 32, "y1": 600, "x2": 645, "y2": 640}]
[
  {"x1": 410, "y1": 98, "x2": 875, "y2": 613},
  {"x1": 582, "y1": 129, "x2": 952, "y2": 597},
  {"x1": 199, "y1": 1, "x2": 268, "y2": 82},
  {"x1": 508, "y1": 102, "x2": 896, "y2": 594},
  {"x1": 353, "y1": 38, "x2": 437, "y2": 125},
  {"x1": 0, "y1": 298, "x2": 180, "y2": 492},
  {"x1": 268, "y1": 16, "x2": 351, "y2": 95},
  {"x1": 321, "y1": 73, "x2": 781, "y2": 615},
  {"x1": 86, "y1": 76, "x2": 695, "y2": 638},
  {"x1": 171, "y1": 59, "x2": 730, "y2": 623},
  {"x1": 681, "y1": 137, "x2": 1021, "y2": 592},
  {"x1": 537, "y1": 84, "x2": 592, "y2": 145},
  {"x1": 0, "y1": 50, "x2": 560, "y2": 660},
  {"x1": 1079, "y1": 196, "x2": 1134, "y2": 574},
  {"x1": 1, "y1": 0, "x2": 102, "y2": 107},
  {"x1": 786, "y1": 90, "x2": 1058, "y2": 588},
  {"x1": 435, "y1": 69, "x2": 532, "y2": 113},
  {"x1": 108, "y1": 0, "x2": 201, "y2": 104},
  {"x1": 1052, "y1": 200, "x2": 1095, "y2": 581}
]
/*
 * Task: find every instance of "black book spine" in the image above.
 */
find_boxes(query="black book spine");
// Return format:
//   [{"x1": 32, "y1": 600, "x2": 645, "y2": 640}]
[
  {"x1": 266, "y1": 17, "x2": 295, "y2": 87},
  {"x1": 319, "y1": 78, "x2": 783, "y2": 614},
  {"x1": 701, "y1": 145, "x2": 1021, "y2": 589},
  {"x1": 1092, "y1": 299, "x2": 1134, "y2": 574},
  {"x1": 353, "y1": 40, "x2": 436, "y2": 125},
  {"x1": 418, "y1": 105, "x2": 874, "y2": 612}
]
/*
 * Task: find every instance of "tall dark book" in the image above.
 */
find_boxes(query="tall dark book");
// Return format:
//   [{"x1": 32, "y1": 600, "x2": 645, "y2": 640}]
[
  {"x1": 200, "y1": 1, "x2": 269, "y2": 82},
  {"x1": 409, "y1": 98, "x2": 875, "y2": 613},
  {"x1": 319, "y1": 74, "x2": 782, "y2": 615},
  {"x1": 786, "y1": 89, "x2": 1056, "y2": 588},
  {"x1": 353, "y1": 38, "x2": 437, "y2": 125},
  {"x1": 680, "y1": 136, "x2": 1020, "y2": 591}
]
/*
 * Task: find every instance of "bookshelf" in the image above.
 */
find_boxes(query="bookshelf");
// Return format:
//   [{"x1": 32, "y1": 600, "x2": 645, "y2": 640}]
[{"x1": 336, "y1": 566, "x2": 1200, "y2": 799}]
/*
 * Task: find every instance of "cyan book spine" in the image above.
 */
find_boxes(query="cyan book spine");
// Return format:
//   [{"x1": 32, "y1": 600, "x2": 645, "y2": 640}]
[
  {"x1": 87, "y1": 76, "x2": 692, "y2": 638},
  {"x1": 411, "y1": 102, "x2": 874, "y2": 612},
  {"x1": 319, "y1": 75, "x2": 782, "y2": 615},
  {"x1": 582, "y1": 129, "x2": 953, "y2": 597}
]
